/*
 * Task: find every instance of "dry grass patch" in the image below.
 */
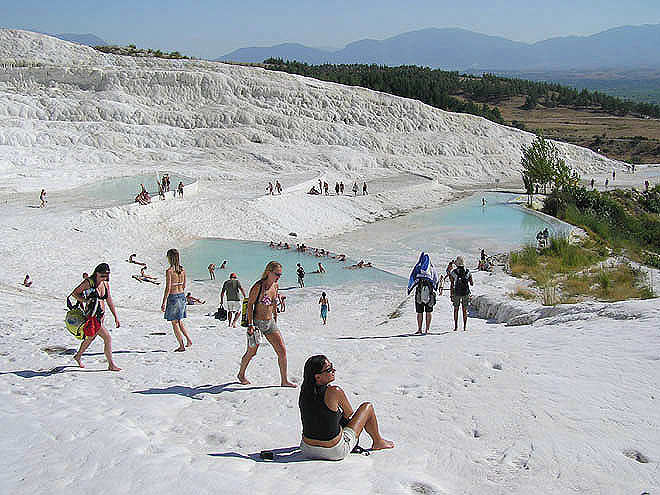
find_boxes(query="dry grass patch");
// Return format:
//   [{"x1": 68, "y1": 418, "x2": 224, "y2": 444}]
[
  {"x1": 512, "y1": 286, "x2": 537, "y2": 300},
  {"x1": 508, "y1": 237, "x2": 655, "y2": 303}
]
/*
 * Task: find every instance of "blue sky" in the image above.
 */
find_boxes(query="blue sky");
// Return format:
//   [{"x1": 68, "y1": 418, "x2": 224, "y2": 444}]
[{"x1": 2, "y1": 0, "x2": 660, "y2": 59}]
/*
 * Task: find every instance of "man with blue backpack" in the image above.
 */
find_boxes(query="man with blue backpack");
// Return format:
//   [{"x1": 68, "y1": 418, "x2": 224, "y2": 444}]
[{"x1": 450, "y1": 256, "x2": 474, "y2": 331}]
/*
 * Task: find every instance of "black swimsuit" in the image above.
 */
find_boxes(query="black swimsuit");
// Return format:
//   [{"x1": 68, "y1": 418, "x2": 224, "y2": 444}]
[
  {"x1": 84, "y1": 280, "x2": 107, "y2": 320},
  {"x1": 299, "y1": 385, "x2": 343, "y2": 441}
]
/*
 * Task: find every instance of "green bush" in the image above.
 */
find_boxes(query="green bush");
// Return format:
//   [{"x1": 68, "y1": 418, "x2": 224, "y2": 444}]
[
  {"x1": 543, "y1": 184, "x2": 660, "y2": 258},
  {"x1": 510, "y1": 243, "x2": 538, "y2": 267},
  {"x1": 640, "y1": 286, "x2": 655, "y2": 299},
  {"x1": 598, "y1": 269, "x2": 611, "y2": 290},
  {"x1": 643, "y1": 252, "x2": 660, "y2": 269}
]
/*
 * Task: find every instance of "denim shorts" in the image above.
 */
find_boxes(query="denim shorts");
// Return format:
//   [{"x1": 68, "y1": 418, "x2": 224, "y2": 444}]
[
  {"x1": 300, "y1": 427, "x2": 358, "y2": 461},
  {"x1": 164, "y1": 293, "x2": 187, "y2": 321}
]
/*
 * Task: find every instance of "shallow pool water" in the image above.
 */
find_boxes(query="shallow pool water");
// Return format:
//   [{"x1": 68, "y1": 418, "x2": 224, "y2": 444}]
[
  {"x1": 72, "y1": 173, "x2": 194, "y2": 206},
  {"x1": 180, "y1": 239, "x2": 405, "y2": 290},
  {"x1": 323, "y1": 192, "x2": 573, "y2": 277}
]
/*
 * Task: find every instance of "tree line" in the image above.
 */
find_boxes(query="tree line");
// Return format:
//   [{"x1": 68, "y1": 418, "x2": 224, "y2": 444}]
[
  {"x1": 263, "y1": 59, "x2": 660, "y2": 122},
  {"x1": 94, "y1": 44, "x2": 192, "y2": 60},
  {"x1": 263, "y1": 59, "x2": 504, "y2": 123}
]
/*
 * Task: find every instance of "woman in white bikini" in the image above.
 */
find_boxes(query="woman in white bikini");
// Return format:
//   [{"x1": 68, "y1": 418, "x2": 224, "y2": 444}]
[
  {"x1": 237, "y1": 261, "x2": 296, "y2": 387},
  {"x1": 161, "y1": 248, "x2": 192, "y2": 351}
]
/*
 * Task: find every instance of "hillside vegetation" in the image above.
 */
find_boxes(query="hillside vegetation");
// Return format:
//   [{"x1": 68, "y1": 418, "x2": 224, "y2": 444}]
[
  {"x1": 264, "y1": 60, "x2": 660, "y2": 163},
  {"x1": 509, "y1": 183, "x2": 660, "y2": 303},
  {"x1": 544, "y1": 184, "x2": 660, "y2": 263},
  {"x1": 94, "y1": 44, "x2": 193, "y2": 60}
]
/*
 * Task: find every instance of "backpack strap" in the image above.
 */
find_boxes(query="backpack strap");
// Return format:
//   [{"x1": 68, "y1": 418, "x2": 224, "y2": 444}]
[
  {"x1": 252, "y1": 279, "x2": 264, "y2": 320},
  {"x1": 66, "y1": 295, "x2": 78, "y2": 310},
  {"x1": 67, "y1": 277, "x2": 93, "y2": 309}
]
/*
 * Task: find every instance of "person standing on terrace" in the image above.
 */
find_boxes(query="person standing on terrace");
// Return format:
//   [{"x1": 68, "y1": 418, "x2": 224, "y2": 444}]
[{"x1": 221, "y1": 272, "x2": 246, "y2": 328}]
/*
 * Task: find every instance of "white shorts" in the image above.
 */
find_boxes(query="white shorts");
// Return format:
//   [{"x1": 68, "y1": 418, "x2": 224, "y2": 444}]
[
  {"x1": 300, "y1": 427, "x2": 358, "y2": 461},
  {"x1": 226, "y1": 300, "x2": 241, "y2": 312}
]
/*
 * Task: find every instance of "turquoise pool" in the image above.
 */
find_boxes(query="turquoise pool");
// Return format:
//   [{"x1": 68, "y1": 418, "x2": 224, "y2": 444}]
[
  {"x1": 323, "y1": 192, "x2": 573, "y2": 276},
  {"x1": 72, "y1": 173, "x2": 194, "y2": 206},
  {"x1": 180, "y1": 239, "x2": 405, "y2": 289}
]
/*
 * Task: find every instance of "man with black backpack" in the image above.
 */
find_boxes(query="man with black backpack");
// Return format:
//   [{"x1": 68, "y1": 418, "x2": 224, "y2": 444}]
[{"x1": 449, "y1": 256, "x2": 474, "y2": 331}]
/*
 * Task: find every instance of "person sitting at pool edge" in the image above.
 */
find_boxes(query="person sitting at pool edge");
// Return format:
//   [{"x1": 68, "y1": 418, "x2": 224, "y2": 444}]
[
  {"x1": 127, "y1": 254, "x2": 146, "y2": 266},
  {"x1": 299, "y1": 355, "x2": 394, "y2": 460},
  {"x1": 136, "y1": 266, "x2": 159, "y2": 283},
  {"x1": 186, "y1": 292, "x2": 205, "y2": 305}
]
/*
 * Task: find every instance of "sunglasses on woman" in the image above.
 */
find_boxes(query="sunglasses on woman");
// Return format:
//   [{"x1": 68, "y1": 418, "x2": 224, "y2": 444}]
[{"x1": 320, "y1": 364, "x2": 335, "y2": 374}]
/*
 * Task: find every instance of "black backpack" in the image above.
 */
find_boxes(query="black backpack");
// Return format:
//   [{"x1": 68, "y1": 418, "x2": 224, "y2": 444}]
[{"x1": 454, "y1": 267, "x2": 470, "y2": 297}]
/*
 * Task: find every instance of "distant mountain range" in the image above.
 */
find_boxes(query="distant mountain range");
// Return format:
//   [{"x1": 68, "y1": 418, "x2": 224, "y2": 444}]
[
  {"x1": 50, "y1": 33, "x2": 107, "y2": 46},
  {"x1": 216, "y1": 25, "x2": 660, "y2": 71}
]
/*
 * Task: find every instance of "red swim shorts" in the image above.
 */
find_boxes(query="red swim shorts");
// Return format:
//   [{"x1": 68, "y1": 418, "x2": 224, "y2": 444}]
[{"x1": 83, "y1": 316, "x2": 101, "y2": 337}]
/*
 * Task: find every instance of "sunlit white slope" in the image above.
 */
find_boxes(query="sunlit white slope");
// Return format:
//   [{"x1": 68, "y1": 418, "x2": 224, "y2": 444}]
[{"x1": 0, "y1": 29, "x2": 618, "y2": 192}]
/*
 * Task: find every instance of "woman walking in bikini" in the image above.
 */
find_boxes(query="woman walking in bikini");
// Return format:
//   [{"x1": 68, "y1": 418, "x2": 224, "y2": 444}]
[
  {"x1": 71, "y1": 263, "x2": 121, "y2": 371},
  {"x1": 237, "y1": 261, "x2": 296, "y2": 387}
]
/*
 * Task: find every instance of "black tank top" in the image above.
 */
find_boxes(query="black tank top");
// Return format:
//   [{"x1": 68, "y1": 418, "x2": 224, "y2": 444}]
[{"x1": 299, "y1": 385, "x2": 342, "y2": 441}]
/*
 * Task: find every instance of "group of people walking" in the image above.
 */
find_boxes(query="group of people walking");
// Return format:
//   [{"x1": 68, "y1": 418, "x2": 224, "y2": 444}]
[
  {"x1": 136, "y1": 178, "x2": 185, "y2": 204},
  {"x1": 308, "y1": 179, "x2": 368, "y2": 196},
  {"x1": 266, "y1": 180, "x2": 283, "y2": 195},
  {"x1": 69, "y1": 253, "x2": 333, "y2": 378}
]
